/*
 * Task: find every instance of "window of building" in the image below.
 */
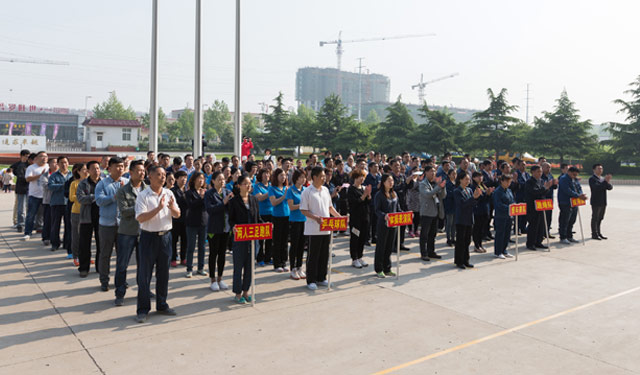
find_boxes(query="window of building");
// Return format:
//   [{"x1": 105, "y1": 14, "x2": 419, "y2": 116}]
[
  {"x1": 122, "y1": 128, "x2": 131, "y2": 141},
  {"x1": 97, "y1": 132, "x2": 103, "y2": 141}
]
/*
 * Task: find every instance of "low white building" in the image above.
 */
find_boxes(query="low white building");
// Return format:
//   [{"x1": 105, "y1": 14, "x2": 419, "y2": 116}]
[{"x1": 82, "y1": 118, "x2": 141, "y2": 152}]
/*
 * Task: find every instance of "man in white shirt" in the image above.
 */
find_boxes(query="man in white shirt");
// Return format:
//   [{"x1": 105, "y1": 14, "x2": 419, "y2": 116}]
[
  {"x1": 300, "y1": 166, "x2": 341, "y2": 291},
  {"x1": 23, "y1": 151, "x2": 49, "y2": 240},
  {"x1": 134, "y1": 166, "x2": 180, "y2": 323}
]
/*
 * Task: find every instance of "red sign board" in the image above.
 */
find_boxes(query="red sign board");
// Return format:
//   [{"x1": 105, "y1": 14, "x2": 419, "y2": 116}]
[
  {"x1": 386, "y1": 212, "x2": 414, "y2": 228},
  {"x1": 570, "y1": 197, "x2": 586, "y2": 207},
  {"x1": 234, "y1": 223, "x2": 273, "y2": 242},
  {"x1": 535, "y1": 199, "x2": 554, "y2": 211},
  {"x1": 320, "y1": 217, "x2": 349, "y2": 232},
  {"x1": 509, "y1": 203, "x2": 527, "y2": 216}
]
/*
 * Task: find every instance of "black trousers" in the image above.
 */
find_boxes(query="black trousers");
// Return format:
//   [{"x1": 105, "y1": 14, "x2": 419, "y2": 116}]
[
  {"x1": 526, "y1": 211, "x2": 544, "y2": 248},
  {"x1": 171, "y1": 221, "x2": 187, "y2": 262},
  {"x1": 374, "y1": 224, "x2": 396, "y2": 273},
  {"x1": 472, "y1": 214, "x2": 489, "y2": 248},
  {"x1": 257, "y1": 214, "x2": 273, "y2": 262},
  {"x1": 272, "y1": 216, "x2": 289, "y2": 269},
  {"x1": 78, "y1": 221, "x2": 100, "y2": 273},
  {"x1": 412, "y1": 211, "x2": 420, "y2": 232},
  {"x1": 349, "y1": 220, "x2": 369, "y2": 260},
  {"x1": 591, "y1": 205, "x2": 606, "y2": 236},
  {"x1": 289, "y1": 221, "x2": 305, "y2": 268},
  {"x1": 137, "y1": 231, "x2": 171, "y2": 315},
  {"x1": 209, "y1": 232, "x2": 229, "y2": 277},
  {"x1": 454, "y1": 224, "x2": 472, "y2": 266},
  {"x1": 306, "y1": 235, "x2": 330, "y2": 284},
  {"x1": 419, "y1": 215, "x2": 438, "y2": 257},
  {"x1": 50, "y1": 204, "x2": 67, "y2": 249},
  {"x1": 369, "y1": 207, "x2": 378, "y2": 242}
]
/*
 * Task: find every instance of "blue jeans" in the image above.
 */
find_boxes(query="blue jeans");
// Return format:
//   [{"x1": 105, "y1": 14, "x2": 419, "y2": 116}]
[
  {"x1": 16, "y1": 193, "x2": 26, "y2": 227},
  {"x1": 558, "y1": 204, "x2": 578, "y2": 240},
  {"x1": 494, "y1": 217, "x2": 511, "y2": 255},
  {"x1": 232, "y1": 240, "x2": 252, "y2": 294},
  {"x1": 115, "y1": 233, "x2": 138, "y2": 298},
  {"x1": 25, "y1": 196, "x2": 42, "y2": 236},
  {"x1": 186, "y1": 225, "x2": 206, "y2": 272},
  {"x1": 137, "y1": 231, "x2": 171, "y2": 315}
]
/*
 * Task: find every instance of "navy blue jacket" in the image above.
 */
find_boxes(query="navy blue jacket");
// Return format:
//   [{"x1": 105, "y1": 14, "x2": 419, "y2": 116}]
[
  {"x1": 204, "y1": 187, "x2": 231, "y2": 234},
  {"x1": 454, "y1": 186, "x2": 477, "y2": 226},
  {"x1": 558, "y1": 174, "x2": 583, "y2": 206},
  {"x1": 471, "y1": 182, "x2": 490, "y2": 216},
  {"x1": 373, "y1": 190, "x2": 399, "y2": 226},
  {"x1": 588, "y1": 174, "x2": 612, "y2": 206},
  {"x1": 443, "y1": 179, "x2": 456, "y2": 215},
  {"x1": 185, "y1": 189, "x2": 208, "y2": 227},
  {"x1": 493, "y1": 185, "x2": 515, "y2": 219},
  {"x1": 541, "y1": 172, "x2": 557, "y2": 199}
]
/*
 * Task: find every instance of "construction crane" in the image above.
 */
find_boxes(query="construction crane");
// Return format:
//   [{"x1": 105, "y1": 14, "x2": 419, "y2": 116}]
[
  {"x1": 0, "y1": 56, "x2": 69, "y2": 65},
  {"x1": 412, "y1": 72, "x2": 459, "y2": 103},
  {"x1": 319, "y1": 31, "x2": 435, "y2": 71}
]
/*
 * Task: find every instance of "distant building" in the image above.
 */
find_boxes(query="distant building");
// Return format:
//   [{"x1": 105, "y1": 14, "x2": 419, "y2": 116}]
[
  {"x1": 0, "y1": 103, "x2": 79, "y2": 141},
  {"x1": 82, "y1": 118, "x2": 141, "y2": 152},
  {"x1": 296, "y1": 67, "x2": 390, "y2": 112}
]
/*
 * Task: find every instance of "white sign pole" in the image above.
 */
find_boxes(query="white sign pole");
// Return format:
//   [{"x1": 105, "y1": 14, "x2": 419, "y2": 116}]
[
  {"x1": 328, "y1": 231, "x2": 333, "y2": 291},
  {"x1": 577, "y1": 207, "x2": 585, "y2": 246},
  {"x1": 543, "y1": 212, "x2": 551, "y2": 252},
  {"x1": 396, "y1": 224, "x2": 400, "y2": 279},
  {"x1": 515, "y1": 215, "x2": 519, "y2": 261}
]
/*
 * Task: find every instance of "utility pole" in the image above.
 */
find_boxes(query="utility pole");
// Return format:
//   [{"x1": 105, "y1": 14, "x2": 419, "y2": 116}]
[
  {"x1": 233, "y1": 0, "x2": 242, "y2": 157},
  {"x1": 194, "y1": 0, "x2": 202, "y2": 157},
  {"x1": 149, "y1": 0, "x2": 159, "y2": 154},
  {"x1": 357, "y1": 60, "x2": 362, "y2": 121}
]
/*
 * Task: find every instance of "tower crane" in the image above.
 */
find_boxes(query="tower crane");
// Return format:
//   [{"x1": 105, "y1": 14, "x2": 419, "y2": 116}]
[
  {"x1": 319, "y1": 31, "x2": 435, "y2": 71},
  {"x1": 411, "y1": 72, "x2": 459, "y2": 103},
  {"x1": 0, "y1": 56, "x2": 69, "y2": 65}
]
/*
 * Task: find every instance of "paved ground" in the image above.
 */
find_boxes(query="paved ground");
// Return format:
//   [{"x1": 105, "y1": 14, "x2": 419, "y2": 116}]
[{"x1": 1, "y1": 185, "x2": 639, "y2": 375}]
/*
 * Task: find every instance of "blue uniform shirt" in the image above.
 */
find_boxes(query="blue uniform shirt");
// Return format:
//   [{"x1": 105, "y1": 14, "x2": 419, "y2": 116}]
[
  {"x1": 268, "y1": 185, "x2": 290, "y2": 217},
  {"x1": 285, "y1": 185, "x2": 306, "y2": 222},
  {"x1": 253, "y1": 182, "x2": 273, "y2": 216}
]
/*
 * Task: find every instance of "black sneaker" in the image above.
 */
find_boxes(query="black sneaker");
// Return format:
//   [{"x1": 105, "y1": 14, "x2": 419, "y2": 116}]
[
  {"x1": 400, "y1": 245, "x2": 410, "y2": 251},
  {"x1": 157, "y1": 307, "x2": 177, "y2": 316},
  {"x1": 428, "y1": 253, "x2": 442, "y2": 259},
  {"x1": 599, "y1": 234, "x2": 608, "y2": 240},
  {"x1": 464, "y1": 263, "x2": 474, "y2": 268},
  {"x1": 114, "y1": 297, "x2": 124, "y2": 306},
  {"x1": 135, "y1": 313, "x2": 148, "y2": 323},
  {"x1": 568, "y1": 238, "x2": 580, "y2": 243},
  {"x1": 100, "y1": 284, "x2": 109, "y2": 292},
  {"x1": 535, "y1": 244, "x2": 548, "y2": 249},
  {"x1": 591, "y1": 235, "x2": 601, "y2": 240},
  {"x1": 79, "y1": 271, "x2": 89, "y2": 278},
  {"x1": 420, "y1": 256, "x2": 430, "y2": 262}
]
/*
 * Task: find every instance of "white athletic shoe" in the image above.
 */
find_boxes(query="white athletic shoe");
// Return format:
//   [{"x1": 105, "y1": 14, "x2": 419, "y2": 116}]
[
  {"x1": 185, "y1": 271, "x2": 192, "y2": 278},
  {"x1": 297, "y1": 269, "x2": 307, "y2": 279},
  {"x1": 352, "y1": 259, "x2": 363, "y2": 268},
  {"x1": 318, "y1": 280, "x2": 329, "y2": 287},
  {"x1": 209, "y1": 281, "x2": 220, "y2": 291},
  {"x1": 218, "y1": 280, "x2": 229, "y2": 290},
  {"x1": 307, "y1": 283, "x2": 318, "y2": 290},
  {"x1": 504, "y1": 253, "x2": 514, "y2": 258},
  {"x1": 22, "y1": 235, "x2": 30, "y2": 241},
  {"x1": 358, "y1": 258, "x2": 369, "y2": 267},
  {"x1": 290, "y1": 269, "x2": 300, "y2": 280},
  {"x1": 494, "y1": 254, "x2": 506, "y2": 259}
]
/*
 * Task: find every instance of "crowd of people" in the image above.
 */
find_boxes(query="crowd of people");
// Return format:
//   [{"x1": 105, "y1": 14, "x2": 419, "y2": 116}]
[{"x1": 7, "y1": 148, "x2": 613, "y2": 323}]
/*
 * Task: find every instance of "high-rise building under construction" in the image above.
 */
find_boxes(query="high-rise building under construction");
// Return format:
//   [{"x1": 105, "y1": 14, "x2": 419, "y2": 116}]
[{"x1": 295, "y1": 67, "x2": 390, "y2": 112}]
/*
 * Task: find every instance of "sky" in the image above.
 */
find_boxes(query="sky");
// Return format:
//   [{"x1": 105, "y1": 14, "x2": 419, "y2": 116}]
[{"x1": 1, "y1": 0, "x2": 638, "y2": 125}]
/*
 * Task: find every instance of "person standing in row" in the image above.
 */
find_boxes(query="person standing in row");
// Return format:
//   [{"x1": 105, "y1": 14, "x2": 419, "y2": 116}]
[
  {"x1": 253, "y1": 168, "x2": 273, "y2": 266},
  {"x1": 493, "y1": 174, "x2": 515, "y2": 259},
  {"x1": 23, "y1": 151, "x2": 49, "y2": 241},
  {"x1": 170, "y1": 170, "x2": 188, "y2": 267},
  {"x1": 558, "y1": 167, "x2": 587, "y2": 245},
  {"x1": 471, "y1": 171, "x2": 493, "y2": 253},
  {"x1": 363, "y1": 162, "x2": 381, "y2": 245},
  {"x1": 77, "y1": 161, "x2": 102, "y2": 277},
  {"x1": 48, "y1": 156, "x2": 71, "y2": 254},
  {"x1": 453, "y1": 171, "x2": 482, "y2": 269},
  {"x1": 39, "y1": 158, "x2": 57, "y2": 246},
  {"x1": 185, "y1": 172, "x2": 209, "y2": 278},
  {"x1": 418, "y1": 166, "x2": 447, "y2": 261},
  {"x1": 134, "y1": 166, "x2": 180, "y2": 323},
  {"x1": 540, "y1": 162, "x2": 557, "y2": 238},
  {"x1": 286, "y1": 169, "x2": 308, "y2": 279},
  {"x1": 205, "y1": 171, "x2": 232, "y2": 291},
  {"x1": 373, "y1": 174, "x2": 400, "y2": 278},
  {"x1": 347, "y1": 169, "x2": 372, "y2": 269},
  {"x1": 69, "y1": 163, "x2": 87, "y2": 266},
  {"x1": 589, "y1": 164, "x2": 613, "y2": 240},
  {"x1": 525, "y1": 165, "x2": 555, "y2": 250},
  {"x1": 114, "y1": 160, "x2": 146, "y2": 306},
  {"x1": 300, "y1": 166, "x2": 341, "y2": 290},
  {"x1": 443, "y1": 169, "x2": 457, "y2": 247},
  {"x1": 95, "y1": 157, "x2": 128, "y2": 291},
  {"x1": 228, "y1": 175, "x2": 261, "y2": 304},
  {"x1": 390, "y1": 160, "x2": 410, "y2": 251},
  {"x1": 11, "y1": 149, "x2": 30, "y2": 232},
  {"x1": 269, "y1": 168, "x2": 290, "y2": 273}
]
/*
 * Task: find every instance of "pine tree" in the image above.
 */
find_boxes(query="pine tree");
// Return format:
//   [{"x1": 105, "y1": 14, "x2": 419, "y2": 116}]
[
  {"x1": 607, "y1": 76, "x2": 640, "y2": 162},
  {"x1": 262, "y1": 92, "x2": 290, "y2": 151},
  {"x1": 376, "y1": 97, "x2": 416, "y2": 155},
  {"x1": 469, "y1": 88, "x2": 520, "y2": 158}
]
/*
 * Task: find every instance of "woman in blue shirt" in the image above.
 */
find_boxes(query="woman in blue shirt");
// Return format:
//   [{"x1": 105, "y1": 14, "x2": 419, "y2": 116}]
[
  {"x1": 268, "y1": 168, "x2": 290, "y2": 272},
  {"x1": 286, "y1": 169, "x2": 306, "y2": 280},
  {"x1": 203, "y1": 161, "x2": 213, "y2": 187},
  {"x1": 373, "y1": 174, "x2": 399, "y2": 278},
  {"x1": 453, "y1": 171, "x2": 482, "y2": 269},
  {"x1": 253, "y1": 168, "x2": 273, "y2": 265}
]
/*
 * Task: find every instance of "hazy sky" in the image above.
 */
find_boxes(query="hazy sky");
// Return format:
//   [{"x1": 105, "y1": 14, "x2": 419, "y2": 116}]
[{"x1": 1, "y1": 0, "x2": 638, "y2": 125}]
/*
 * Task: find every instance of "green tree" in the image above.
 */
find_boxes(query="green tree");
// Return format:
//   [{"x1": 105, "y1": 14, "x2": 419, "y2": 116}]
[
  {"x1": 316, "y1": 94, "x2": 350, "y2": 152},
  {"x1": 289, "y1": 104, "x2": 318, "y2": 154},
  {"x1": 242, "y1": 113, "x2": 261, "y2": 149},
  {"x1": 376, "y1": 97, "x2": 417, "y2": 155},
  {"x1": 140, "y1": 108, "x2": 168, "y2": 137},
  {"x1": 508, "y1": 121, "x2": 534, "y2": 156},
  {"x1": 530, "y1": 90, "x2": 597, "y2": 163},
  {"x1": 166, "y1": 108, "x2": 193, "y2": 141},
  {"x1": 607, "y1": 76, "x2": 640, "y2": 162},
  {"x1": 262, "y1": 92, "x2": 291, "y2": 151},
  {"x1": 363, "y1": 109, "x2": 381, "y2": 150},
  {"x1": 92, "y1": 91, "x2": 137, "y2": 120},
  {"x1": 203, "y1": 100, "x2": 234, "y2": 149},
  {"x1": 334, "y1": 118, "x2": 372, "y2": 154},
  {"x1": 414, "y1": 103, "x2": 465, "y2": 157},
  {"x1": 469, "y1": 88, "x2": 521, "y2": 157}
]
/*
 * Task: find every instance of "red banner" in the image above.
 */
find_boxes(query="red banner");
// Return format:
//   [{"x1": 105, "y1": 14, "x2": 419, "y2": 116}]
[
  {"x1": 234, "y1": 223, "x2": 273, "y2": 242},
  {"x1": 509, "y1": 203, "x2": 527, "y2": 216},
  {"x1": 386, "y1": 212, "x2": 414, "y2": 228},
  {"x1": 320, "y1": 217, "x2": 349, "y2": 232},
  {"x1": 534, "y1": 199, "x2": 554, "y2": 211},
  {"x1": 570, "y1": 197, "x2": 586, "y2": 207}
]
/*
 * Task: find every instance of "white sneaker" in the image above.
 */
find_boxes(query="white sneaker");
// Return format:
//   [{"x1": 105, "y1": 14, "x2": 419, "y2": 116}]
[
  {"x1": 185, "y1": 271, "x2": 192, "y2": 278},
  {"x1": 297, "y1": 269, "x2": 306, "y2": 279},
  {"x1": 197, "y1": 269, "x2": 209, "y2": 276},
  {"x1": 352, "y1": 259, "x2": 363, "y2": 268},
  {"x1": 282, "y1": 267, "x2": 289, "y2": 272},
  {"x1": 504, "y1": 253, "x2": 514, "y2": 258},
  {"x1": 560, "y1": 239, "x2": 570, "y2": 245},
  {"x1": 290, "y1": 269, "x2": 300, "y2": 280},
  {"x1": 209, "y1": 281, "x2": 220, "y2": 291},
  {"x1": 275, "y1": 267, "x2": 284, "y2": 273},
  {"x1": 218, "y1": 280, "x2": 229, "y2": 290},
  {"x1": 22, "y1": 235, "x2": 30, "y2": 241},
  {"x1": 358, "y1": 258, "x2": 369, "y2": 267},
  {"x1": 494, "y1": 254, "x2": 506, "y2": 259},
  {"x1": 307, "y1": 283, "x2": 318, "y2": 290},
  {"x1": 318, "y1": 280, "x2": 329, "y2": 287}
]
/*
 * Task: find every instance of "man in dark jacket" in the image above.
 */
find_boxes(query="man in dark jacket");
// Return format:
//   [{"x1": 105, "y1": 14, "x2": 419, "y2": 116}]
[
  {"x1": 525, "y1": 165, "x2": 554, "y2": 250},
  {"x1": 11, "y1": 149, "x2": 30, "y2": 232},
  {"x1": 588, "y1": 163, "x2": 613, "y2": 240}
]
